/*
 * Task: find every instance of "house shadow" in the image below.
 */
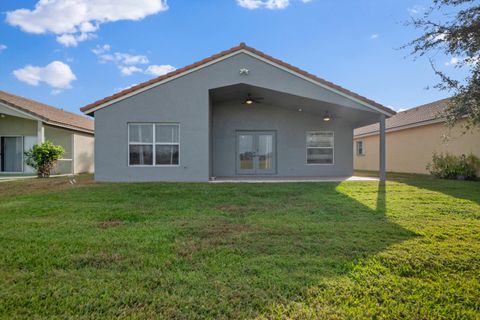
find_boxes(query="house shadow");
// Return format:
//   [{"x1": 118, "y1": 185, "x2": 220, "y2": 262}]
[
  {"x1": 169, "y1": 181, "x2": 416, "y2": 318},
  {"x1": 397, "y1": 175, "x2": 480, "y2": 205}
]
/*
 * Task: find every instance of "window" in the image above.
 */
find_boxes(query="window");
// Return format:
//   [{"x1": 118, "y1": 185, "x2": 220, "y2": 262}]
[
  {"x1": 128, "y1": 123, "x2": 179, "y2": 166},
  {"x1": 356, "y1": 141, "x2": 365, "y2": 156},
  {"x1": 306, "y1": 131, "x2": 334, "y2": 164}
]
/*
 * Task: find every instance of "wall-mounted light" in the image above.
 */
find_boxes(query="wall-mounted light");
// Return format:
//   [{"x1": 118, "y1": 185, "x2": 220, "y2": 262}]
[
  {"x1": 298, "y1": 108, "x2": 303, "y2": 112},
  {"x1": 323, "y1": 115, "x2": 330, "y2": 122},
  {"x1": 323, "y1": 112, "x2": 331, "y2": 122}
]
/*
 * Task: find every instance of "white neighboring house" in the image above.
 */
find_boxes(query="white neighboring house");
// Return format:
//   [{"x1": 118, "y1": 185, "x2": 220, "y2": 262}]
[{"x1": 0, "y1": 90, "x2": 94, "y2": 175}]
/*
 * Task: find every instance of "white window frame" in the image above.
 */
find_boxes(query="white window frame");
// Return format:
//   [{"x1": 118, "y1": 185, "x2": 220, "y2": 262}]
[
  {"x1": 306, "y1": 131, "x2": 334, "y2": 165},
  {"x1": 128, "y1": 123, "x2": 180, "y2": 167},
  {"x1": 356, "y1": 140, "x2": 365, "y2": 156}
]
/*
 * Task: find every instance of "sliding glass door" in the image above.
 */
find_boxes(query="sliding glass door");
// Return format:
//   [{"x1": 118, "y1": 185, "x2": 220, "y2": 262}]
[{"x1": 1, "y1": 137, "x2": 23, "y2": 173}]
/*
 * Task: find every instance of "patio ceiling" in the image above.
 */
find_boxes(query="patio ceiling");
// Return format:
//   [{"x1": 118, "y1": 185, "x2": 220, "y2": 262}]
[{"x1": 210, "y1": 84, "x2": 384, "y2": 128}]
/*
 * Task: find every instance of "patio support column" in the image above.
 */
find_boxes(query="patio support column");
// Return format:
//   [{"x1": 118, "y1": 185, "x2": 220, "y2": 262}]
[
  {"x1": 37, "y1": 121, "x2": 44, "y2": 145},
  {"x1": 379, "y1": 114, "x2": 386, "y2": 181}
]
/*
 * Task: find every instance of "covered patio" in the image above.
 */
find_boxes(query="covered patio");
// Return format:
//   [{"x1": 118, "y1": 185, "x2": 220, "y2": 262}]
[{"x1": 209, "y1": 84, "x2": 388, "y2": 181}]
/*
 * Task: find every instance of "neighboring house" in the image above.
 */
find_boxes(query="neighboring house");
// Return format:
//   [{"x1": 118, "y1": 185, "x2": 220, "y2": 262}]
[
  {"x1": 354, "y1": 99, "x2": 480, "y2": 174},
  {"x1": 81, "y1": 43, "x2": 395, "y2": 182},
  {"x1": 0, "y1": 90, "x2": 94, "y2": 175}
]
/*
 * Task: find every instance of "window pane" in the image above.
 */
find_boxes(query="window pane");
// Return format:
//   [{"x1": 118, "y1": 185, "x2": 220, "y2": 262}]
[
  {"x1": 307, "y1": 148, "x2": 333, "y2": 164},
  {"x1": 156, "y1": 124, "x2": 179, "y2": 143},
  {"x1": 155, "y1": 145, "x2": 179, "y2": 165},
  {"x1": 307, "y1": 132, "x2": 333, "y2": 148},
  {"x1": 258, "y1": 134, "x2": 273, "y2": 169},
  {"x1": 129, "y1": 124, "x2": 153, "y2": 143},
  {"x1": 238, "y1": 134, "x2": 254, "y2": 170},
  {"x1": 357, "y1": 141, "x2": 363, "y2": 155},
  {"x1": 129, "y1": 145, "x2": 153, "y2": 165}
]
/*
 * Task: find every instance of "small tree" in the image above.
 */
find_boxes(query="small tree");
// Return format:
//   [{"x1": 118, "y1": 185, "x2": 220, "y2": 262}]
[
  {"x1": 24, "y1": 141, "x2": 65, "y2": 178},
  {"x1": 404, "y1": 0, "x2": 480, "y2": 130}
]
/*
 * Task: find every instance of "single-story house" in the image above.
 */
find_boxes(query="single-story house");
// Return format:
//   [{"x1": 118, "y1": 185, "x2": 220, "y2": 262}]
[
  {"x1": 0, "y1": 90, "x2": 94, "y2": 175},
  {"x1": 81, "y1": 43, "x2": 395, "y2": 182},
  {"x1": 354, "y1": 99, "x2": 480, "y2": 175}
]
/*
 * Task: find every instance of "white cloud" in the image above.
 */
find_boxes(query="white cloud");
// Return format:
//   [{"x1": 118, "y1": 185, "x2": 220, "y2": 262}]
[
  {"x1": 397, "y1": 107, "x2": 409, "y2": 112},
  {"x1": 433, "y1": 32, "x2": 448, "y2": 42},
  {"x1": 56, "y1": 32, "x2": 96, "y2": 47},
  {"x1": 445, "y1": 57, "x2": 460, "y2": 66},
  {"x1": 237, "y1": 0, "x2": 290, "y2": 9},
  {"x1": 114, "y1": 83, "x2": 139, "y2": 93},
  {"x1": 370, "y1": 34, "x2": 379, "y2": 40},
  {"x1": 0, "y1": 44, "x2": 7, "y2": 52},
  {"x1": 145, "y1": 64, "x2": 176, "y2": 76},
  {"x1": 120, "y1": 66, "x2": 143, "y2": 76},
  {"x1": 13, "y1": 61, "x2": 76, "y2": 89},
  {"x1": 92, "y1": 44, "x2": 174, "y2": 77},
  {"x1": 6, "y1": 0, "x2": 168, "y2": 46},
  {"x1": 50, "y1": 89, "x2": 62, "y2": 95},
  {"x1": 93, "y1": 45, "x2": 149, "y2": 66},
  {"x1": 445, "y1": 56, "x2": 479, "y2": 67},
  {"x1": 407, "y1": 5, "x2": 425, "y2": 15},
  {"x1": 91, "y1": 44, "x2": 111, "y2": 55}
]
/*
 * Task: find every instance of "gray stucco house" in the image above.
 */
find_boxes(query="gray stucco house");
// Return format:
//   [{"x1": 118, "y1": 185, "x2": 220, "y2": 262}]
[{"x1": 81, "y1": 43, "x2": 394, "y2": 182}]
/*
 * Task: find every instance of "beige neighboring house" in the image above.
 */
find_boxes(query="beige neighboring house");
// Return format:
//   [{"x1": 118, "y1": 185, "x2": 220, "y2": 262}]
[
  {"x1": 354, "y1": 99, "x2": 480, "y2": 175},
  {"x1": 0, "y1": 90, "x2": 94, "y2": 175}
]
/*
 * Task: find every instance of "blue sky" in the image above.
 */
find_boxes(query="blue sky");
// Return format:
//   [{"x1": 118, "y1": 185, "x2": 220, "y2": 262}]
[{"x1": 0, "y1": 0, "x2": 465, "y2": 115}]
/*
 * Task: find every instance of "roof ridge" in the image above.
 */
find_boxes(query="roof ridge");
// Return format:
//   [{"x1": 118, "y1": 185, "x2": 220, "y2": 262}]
[
  {"x1": 354, "y1": 98, "x2": 450, "y2": 137},
  {"x1": 81, "y1": 43, "x2": 395, "y2": 115},
  {"x1": 0, "y1": 90, "x2": 93, "y2": 133},
  {"x1": 0, "y1": 90, "x2": 91, "y2": 120}
]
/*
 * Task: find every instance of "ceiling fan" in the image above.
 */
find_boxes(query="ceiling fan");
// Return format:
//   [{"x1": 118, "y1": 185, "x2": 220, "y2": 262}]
[
  {"x1": 243, "y1": 93, "x2": 264, "y2": 105},
  {"x1": 322, "y1": 111, "x2": 341, "y2": 122}
]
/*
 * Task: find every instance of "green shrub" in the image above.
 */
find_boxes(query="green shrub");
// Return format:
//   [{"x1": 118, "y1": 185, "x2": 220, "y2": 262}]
[
  {"x1": 24, "y1": 141, "x2": 65, "y2": 178},
  {"x1": 427, "y1": 153, "x2": 480, "y2": 180}
]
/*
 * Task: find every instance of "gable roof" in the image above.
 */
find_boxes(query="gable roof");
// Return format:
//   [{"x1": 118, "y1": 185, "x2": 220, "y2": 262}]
[
  {"x1": 354, "y1": 98, "x2": 449, "y2": 138},
  {"x1": 81, "y1": 43, "x2": 396, "y2": 116},
  {"x1": 0, "y1": 90, "x2": 94, "y2": 134}
]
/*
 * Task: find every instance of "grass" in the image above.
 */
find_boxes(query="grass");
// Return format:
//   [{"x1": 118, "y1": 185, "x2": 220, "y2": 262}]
[{"x1": 0, "y1": 174, "x2": 479, "y2": 319}]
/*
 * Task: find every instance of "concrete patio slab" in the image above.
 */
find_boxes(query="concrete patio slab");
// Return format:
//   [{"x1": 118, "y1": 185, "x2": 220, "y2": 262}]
[{"x1": 209, "y1": 176, "x2": 379, "y2": 183}]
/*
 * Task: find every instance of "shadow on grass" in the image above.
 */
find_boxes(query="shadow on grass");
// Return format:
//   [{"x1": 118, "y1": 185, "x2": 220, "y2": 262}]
[
  {"x1": 356, "y1": 170, "x2": 480, "y2": 205},
  {"x1": 0, "y1": 180, "x2": 417, "y2": 319},
  {"x1": 402, "y1": 178, "x2": 480, "y2": 205},
  {"x1": 156, "y1": 182, "x2": 416, "y2": 318}
]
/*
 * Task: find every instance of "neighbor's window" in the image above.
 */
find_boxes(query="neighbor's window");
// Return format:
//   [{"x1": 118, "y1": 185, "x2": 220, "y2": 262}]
[
  {"x1": 306, "y1": 131, "x2": 334, "y2": 164},
  {"x1": 129, "y1": 123, "x2": 179, "y2": 166},
  {"x1": 356, "y1": 140, "x2": 365, "y2": 156}
]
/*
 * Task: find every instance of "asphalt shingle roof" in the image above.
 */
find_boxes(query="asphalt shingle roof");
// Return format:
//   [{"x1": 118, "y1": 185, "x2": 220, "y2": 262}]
[
  {"x1": 0, "y1": 90, "x2": 94, "y2": 133},
  {"x1": 354, "y1": 98, "x2": 449, "y2": 137}
]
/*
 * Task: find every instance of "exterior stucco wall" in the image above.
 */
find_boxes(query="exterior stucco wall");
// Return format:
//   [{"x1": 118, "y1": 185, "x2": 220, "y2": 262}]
[
  {"x1": 74, "y1": 132, "x2": 94, "y2": 174},
  {"x1": 45, "y1": 125, "x2": 74, "y2": 174},
  {"x1": 213, "y1": 101, "x2": 353, "y2": 177},
  {"x1": 0, "y1": 116, "x2": 37, "y2": 136},
  {"x1": 93, "y1": 52, "x2": 381, "y2": 182},
  {"x1": 354, "y1": 120, "x2": 480, "y2": 174}
]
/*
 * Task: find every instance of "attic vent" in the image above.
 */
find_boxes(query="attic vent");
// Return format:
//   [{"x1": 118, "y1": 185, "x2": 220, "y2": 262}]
[{"x1": 239, "y1": 68, "x2": 249, "y2": 75}]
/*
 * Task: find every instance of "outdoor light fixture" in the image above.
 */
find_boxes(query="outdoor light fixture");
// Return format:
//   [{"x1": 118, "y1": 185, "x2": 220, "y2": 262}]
[
  {"x1": 298, "y1": 108, "x2": 303, "y2": 112},
  {"x1": 323, "y1": 112, "x2": 331, "y2": 122},
  {"x1": 243, "y1": 93, "x2": 263, "y2": 105}
]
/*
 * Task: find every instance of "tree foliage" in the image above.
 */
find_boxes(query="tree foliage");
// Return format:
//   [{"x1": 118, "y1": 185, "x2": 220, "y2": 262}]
[
  {"x1": 405, "y1": 0, "x2": 480, "y2": 129},
  {"x1": 24, "y1": 141, "x2": 65, "y2": 178}
]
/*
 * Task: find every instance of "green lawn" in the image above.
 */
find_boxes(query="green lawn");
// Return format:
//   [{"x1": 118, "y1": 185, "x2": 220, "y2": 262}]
[{"x1": 0, "y1": 175, "x2": 479, "y2": 319}]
